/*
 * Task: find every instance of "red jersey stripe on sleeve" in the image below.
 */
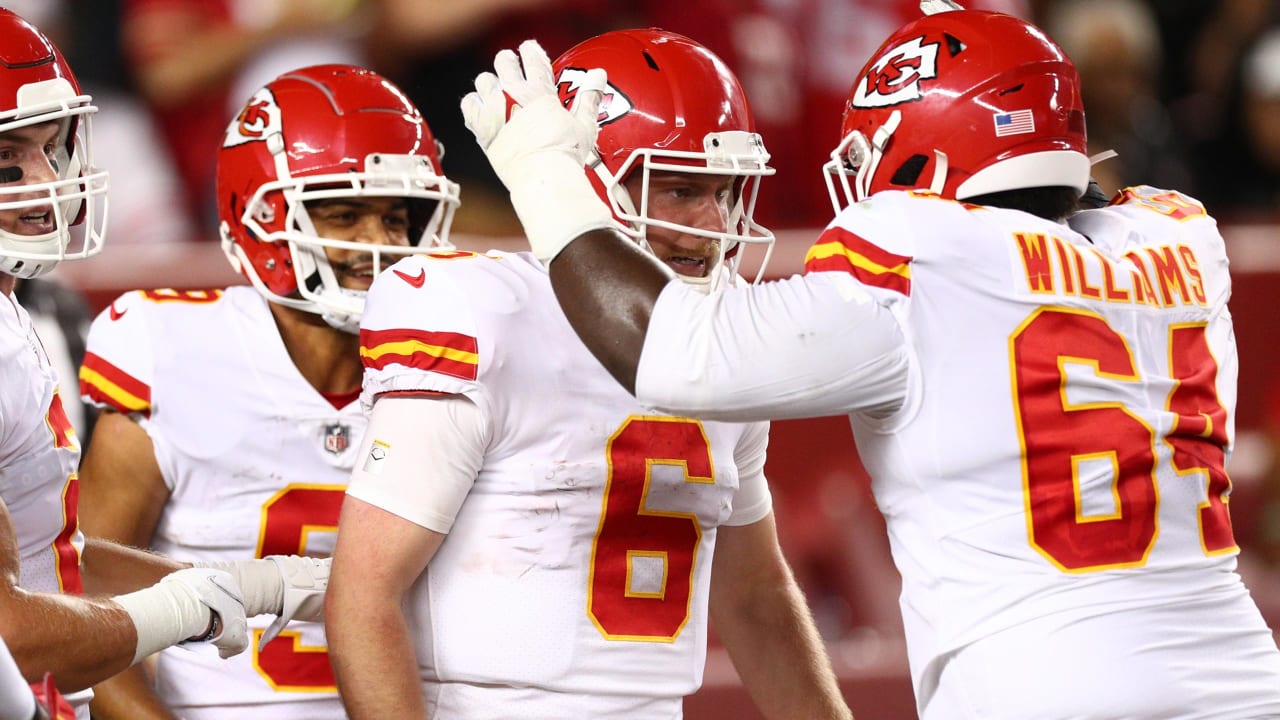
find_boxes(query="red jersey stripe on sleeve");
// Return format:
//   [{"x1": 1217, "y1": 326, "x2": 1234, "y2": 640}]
[
  {"x1": 803, "y1": 226, "x2": 912, "y2": 296},
  {"x1": 78, "y1": 352, "x2": 152, "y2": 415},
  {"x1": 359, "y1": 328, "x2": 480, "y2": 381}
]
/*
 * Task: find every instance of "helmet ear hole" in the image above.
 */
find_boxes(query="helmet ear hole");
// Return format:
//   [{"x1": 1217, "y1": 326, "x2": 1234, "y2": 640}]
[{"x1": 890, "y1": 154, "x2": 929, "y2": 187}]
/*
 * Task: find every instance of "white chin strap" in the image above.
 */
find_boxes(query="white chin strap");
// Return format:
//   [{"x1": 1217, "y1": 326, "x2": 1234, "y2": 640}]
[
  {"x1": 855, "y1": 110, "x2": 903, "y2": 202},
  {"x1": 929, "y1": 150, "x2": 949, "y2": 194},
  {"x1": 319, "y1": 288, "x2": 364, "y2": 334}
]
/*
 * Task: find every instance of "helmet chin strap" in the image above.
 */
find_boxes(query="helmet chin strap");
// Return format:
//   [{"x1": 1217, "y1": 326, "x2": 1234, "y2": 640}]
[
  {"x1": 855, "y1": 110, "x2": 902, "y2": 201},
  {"x1": 320, "y1": 288, "x2": 364, "y2": 334},
  {"x1": 929, "y1": 150, "x2": 949, "y2": 194}
]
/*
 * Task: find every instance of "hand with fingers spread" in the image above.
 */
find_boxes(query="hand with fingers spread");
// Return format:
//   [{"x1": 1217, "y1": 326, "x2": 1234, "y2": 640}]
[{"x1": 461, "y1": 39, "x2": 614, "y2": 264}]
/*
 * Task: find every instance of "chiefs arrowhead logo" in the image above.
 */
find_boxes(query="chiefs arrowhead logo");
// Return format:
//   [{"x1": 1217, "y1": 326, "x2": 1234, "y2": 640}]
[
  {"x1": 852, "y1": 36, "x2": 940, "y2": 109},
  {"x1": 393, "y1": 268, "x2": 426, "y2": 288},
  {"x1": 557, "y1": 67, "x2": 633, "y2": 126},
  {"x1": 223, "y1": 88, "x2": 282, "y2": 148},
  {"x1": 108, "y1": 301, "x2": 127, "y2": 321}
]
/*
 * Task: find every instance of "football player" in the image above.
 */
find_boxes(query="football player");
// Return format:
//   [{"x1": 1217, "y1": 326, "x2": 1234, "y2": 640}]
[
  {"x1": 0, "y1": 8, "x2": 270, "y2": 713},
  {"x1": 326, "y1": 30, "x2": 850, "y2": 720},
  {"x1": 76, "y1": 65, "x2": 458, "y2": 720},
  {"x1": 465, "y1": 7, "x2": 1280, "y2": 720}
]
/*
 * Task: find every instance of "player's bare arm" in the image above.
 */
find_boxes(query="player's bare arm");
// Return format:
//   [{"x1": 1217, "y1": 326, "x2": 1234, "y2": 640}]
[
  {"x1": 0, "y1": 500, "x2": 245, "y2": 691},
  {"x1": 548, "y1": 228, "x2": 667, "y2": 393},
  {"x1": 78, "y1": 410, "x2": 170, "y2": 553},
  {"x1": 0, "y1": 501, "x2": 135, "y2": 690},
  {"x1": 77, "y1": 410, "x2": 220, "y2": 720},
  {"x1": 327, "y1": 496, "x2": 442, "y2": 718},
  {"x1": 710, "y1": 514, "x2": 853, "y2": 720}
]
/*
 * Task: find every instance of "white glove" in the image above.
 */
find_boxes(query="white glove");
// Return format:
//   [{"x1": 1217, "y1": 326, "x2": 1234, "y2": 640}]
[
  {"x1": 191, "y1": 555, "x2": 331, "y2": 649},
  {"x1": 460, "y1": 39, "x2": 614, "y2": 264},
  {"x1": 259, "y1": 555, "x2": 329, "y2": 648},
  {"x1": 116, "y1": 567, "x2": 249, "y2": 663}
]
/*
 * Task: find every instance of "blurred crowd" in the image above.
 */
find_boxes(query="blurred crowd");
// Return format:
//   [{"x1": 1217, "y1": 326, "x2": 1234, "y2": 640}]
[
  {"x1": 34, "y1": 0, "x2": 1280, "y2": 245},
  {"x1": 15, "y1": 0, "x2": 1280, "y2": 646}
]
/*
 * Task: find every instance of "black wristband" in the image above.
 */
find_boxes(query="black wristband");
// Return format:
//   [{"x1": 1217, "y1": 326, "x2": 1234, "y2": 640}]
[{"x1": 187, "y1": 611, "x2": 221, "y2": 643}]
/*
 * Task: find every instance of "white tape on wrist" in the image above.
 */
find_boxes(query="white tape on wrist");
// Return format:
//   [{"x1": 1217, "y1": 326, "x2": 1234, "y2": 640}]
[
  {"x1": 506, "y1": 150, "x2": 615, "y2": 265},
  {"x1": 115, "y1": 582, "x2": 211, "y2": 665}
]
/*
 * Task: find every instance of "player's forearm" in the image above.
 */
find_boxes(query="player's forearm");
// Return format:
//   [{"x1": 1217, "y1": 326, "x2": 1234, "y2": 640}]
[
  {"x1": 548, "y1": 229, "x2": 671, "y2": 393},
  {"x1": 328, "y1": 598, "x2": 425, "y2": 718},
  {"x1": 0, "y1": 589, "x2": 135, "y2": 690},
  {"x1": 81, "y1": 537, "x2": 185, "y2": 596},
  {"x1": 712, "y1": 578, "x2": 852, "y2": 720},
  {"x1": 89, "y1": 665, "x2": 180, "y2": 720}
]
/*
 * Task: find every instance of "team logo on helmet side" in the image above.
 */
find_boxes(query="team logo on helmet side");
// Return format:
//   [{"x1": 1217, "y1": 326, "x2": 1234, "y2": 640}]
[
  {"x1": 852, "y1": 36, "x2": 940, "y2": 109},
  {"x1": 556, "y1": 67, "x2": 633, "y2": 126},
  {"x1": 223, "y1": 88, "x2": 282, "y2": 148}
]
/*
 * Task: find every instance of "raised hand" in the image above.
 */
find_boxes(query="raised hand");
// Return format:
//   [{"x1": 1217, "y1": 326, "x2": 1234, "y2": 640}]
[{"x1": 460, "y1": 39, "x2": 614, "y2": 263}]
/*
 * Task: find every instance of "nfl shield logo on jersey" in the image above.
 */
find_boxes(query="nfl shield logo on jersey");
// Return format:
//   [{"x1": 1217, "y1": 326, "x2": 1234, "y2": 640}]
[{"x1": 323, "y1": 423, "x2": 350, "y2": 455}]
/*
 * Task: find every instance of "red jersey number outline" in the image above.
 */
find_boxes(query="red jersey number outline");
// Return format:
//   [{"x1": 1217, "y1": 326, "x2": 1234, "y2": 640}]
[
  {"x1": 587, "y1": 417, "x2": 715, "y2": 642},
  {"x1": 1011, "y1": 307, "x2": 1235, "y2": 572},
  {"x1": 44, "y1": 391, "x2": 82, "y2": 594},
  {"x1": 252, "y1": 485, "x2": 344, "y2": 691}
]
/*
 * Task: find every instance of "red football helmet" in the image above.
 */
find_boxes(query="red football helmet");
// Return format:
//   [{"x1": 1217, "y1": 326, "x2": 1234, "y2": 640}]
[
  {"x1": 824, "y1": 9, "x2": 1089, "y2": 212},
  {"x1": 0, "y1": 9, "x2": 107, "y2": 278},
  {"x1": 217, "y1": 64, "x2": 459, "y2": 330},
  {"x1": 553, "y1": 29, "x2": 774, "y2": 288}
]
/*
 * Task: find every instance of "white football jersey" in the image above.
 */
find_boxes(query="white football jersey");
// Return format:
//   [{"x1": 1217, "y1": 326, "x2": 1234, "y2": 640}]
[
  {"x1": 356, "y1": 250, "x2": 772, "y2": 719},
  {"x1": 805, "y1": 188, "x2": 1280, "y2": 717},
  {"x1": 638, "y1": 186, "x2": 1280, "y2": 718},
  {"x1": 824, "y1": 188, "x2": 1280, "y2": 712},
  {"x1": 0, "y1": 292, "x2": 90, "y2": 719},
  {"x1": 80, "y1": 286, "x2": 355, "y2": 720}
]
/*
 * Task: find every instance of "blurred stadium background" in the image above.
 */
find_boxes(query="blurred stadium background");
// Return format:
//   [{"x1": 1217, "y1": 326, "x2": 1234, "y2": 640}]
[{"x1": 23, "y1": 0, "x2": 1280, "y2": 716}]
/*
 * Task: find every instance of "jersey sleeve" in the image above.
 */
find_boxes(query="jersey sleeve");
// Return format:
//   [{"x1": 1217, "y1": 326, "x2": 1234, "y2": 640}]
[
  {"x1": 359, "y1": 255, "x2": 486, "y2": 412},
  {"x1": 635, "y1": 194, "x2": 927, "y2": 422},
  {"x1": 345, "y1": 394, "x2": 487, "y2": 533},
  {"x1": 724, "y1": 421, "x2": 773, "y2": 526},
  {"x1": 635, "y1": 272, "x2": 909, "y2": 422},
  {"x1": 78, "y1": 290, "x2": 155, "y2": 417},
  {"x1": 804, "y1": 191, "x2": 920, "y2": 307}
]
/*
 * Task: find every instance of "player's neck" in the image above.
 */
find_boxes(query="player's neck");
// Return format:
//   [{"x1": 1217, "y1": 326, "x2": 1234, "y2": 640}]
[
  {"x1": 0, "y1": 274, "x2": 14, "y2": 297},
  {"x1": 267, "y1": 302, "x2": 363, "y2": 395}
]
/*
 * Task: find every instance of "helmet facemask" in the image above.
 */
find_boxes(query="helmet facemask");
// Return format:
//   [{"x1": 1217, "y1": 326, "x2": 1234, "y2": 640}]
[
  {"x1": 595, "y1": 129, "x2": 775, "y2": 293},
  {"x1": 0, "y1": 83, "x2": 107, "y2": 279},
  {"x1": 223, "y1": 150, "x2": 459, "y2": 332},
  {"x1": 823, "y1": 110, "x2": 908, "y2": 215}
]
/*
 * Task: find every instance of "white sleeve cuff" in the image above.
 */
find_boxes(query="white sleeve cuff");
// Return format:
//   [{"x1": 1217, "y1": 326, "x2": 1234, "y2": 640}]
[{"x1": 346, "y1": 394, "x2": 487, "y2": 534}]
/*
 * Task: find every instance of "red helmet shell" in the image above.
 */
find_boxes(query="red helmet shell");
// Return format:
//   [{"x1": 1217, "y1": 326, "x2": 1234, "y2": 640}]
[
  {"x1": 554, "y1": 28, "x2": 756, "y2": 182},
  {"x1": 840, "y1": 10, "x2": 1088, "y2": 200},
  {"x1": 0, "y1": 10, "x2": 81, "y2": 100},
  {"x1": 216, "y1": 64, "x2": 443, "y2": 298}
]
